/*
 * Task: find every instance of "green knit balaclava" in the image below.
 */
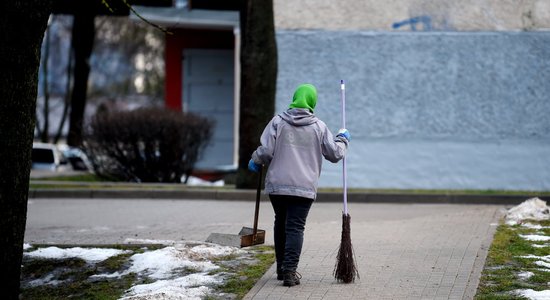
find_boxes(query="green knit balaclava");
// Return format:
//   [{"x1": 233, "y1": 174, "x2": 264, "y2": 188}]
[{"x1": 289, "y1": 84, "x2": 317, "y2": 113}]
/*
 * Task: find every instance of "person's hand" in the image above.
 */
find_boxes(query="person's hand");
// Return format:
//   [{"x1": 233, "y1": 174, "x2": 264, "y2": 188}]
[
  {"x1": 248, "y1": 159, "x2": 261, "y2": 173},
  {"x1": 336, "y1": 128, "x2": 351, "y2": 141}
]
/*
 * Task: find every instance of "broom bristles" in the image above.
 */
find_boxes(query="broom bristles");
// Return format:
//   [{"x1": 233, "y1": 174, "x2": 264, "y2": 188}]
[{"x1": 334, "y1": 213, "x2": 359, "y2": 283}]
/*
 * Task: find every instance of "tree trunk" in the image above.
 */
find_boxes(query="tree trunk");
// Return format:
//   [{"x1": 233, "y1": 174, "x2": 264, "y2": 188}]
[
  {"x1": 40, "y1": 18, "x2": 51, "y2": 142},
  {"x1": 0, "y1": 1, "x2": 51, "y2": 298},
  {"x1": 67, "y1": 13, "x2": 95, "y2": 147},
  {"x1": 236, "y1": 0, "x2": 278, "y2": 189},
  {"x1": 54, "y1": 45, "x2": 74, "y2": 144}
]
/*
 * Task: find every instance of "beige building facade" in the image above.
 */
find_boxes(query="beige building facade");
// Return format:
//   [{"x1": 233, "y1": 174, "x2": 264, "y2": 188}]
[{"x1": 274, "y1": 0, "x2": 550, "y2": 31}]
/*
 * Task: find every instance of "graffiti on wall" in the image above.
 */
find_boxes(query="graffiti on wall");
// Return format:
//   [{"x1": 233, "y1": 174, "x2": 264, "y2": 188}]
[{"x1": 392, "y1": 16, "x2": 432, "y2": 31}]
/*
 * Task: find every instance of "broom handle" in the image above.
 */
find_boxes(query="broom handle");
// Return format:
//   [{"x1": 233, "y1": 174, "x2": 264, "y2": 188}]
[
  {"x1": 253, "y1": 165, "x2": 262, "y2": 238},
  {"x1": 341, "y1": 80, "x2": 348, "y2": 215}
]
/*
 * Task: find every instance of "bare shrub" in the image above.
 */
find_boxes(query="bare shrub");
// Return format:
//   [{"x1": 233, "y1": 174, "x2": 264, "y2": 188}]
[{"x1": 83, "y1": 107, "x2": 213, "y2": 182}]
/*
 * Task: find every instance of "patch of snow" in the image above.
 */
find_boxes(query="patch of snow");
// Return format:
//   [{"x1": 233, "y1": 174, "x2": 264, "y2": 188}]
[
  {"x1": 95, "y1": 246, "x2": 220, "y2": 280},
  {"x1": 129, "y1": 247, "x2": 219, "y2": 279},
  {"x1": 124, "y1": 238, "x2": 176, "y2": 245},
  {"x1": 514, "y1": 289, "x2": 550, "y2": 300},
  {"x1": 184, "y1": 176, "x2": 224, "y2": 187},
  {"x1": 25, "y1": 243, "x2": 248, "y2": 299},
  {"x1": 505, "y1": 198, "x2": 550, "y2": 225},
  {"x1": 27, "y1": 274, "x2": 65, "y2": 287},
  {"x1": 533, "y1": 244, "x2": 549, "y2": 248},
  {"x1": 518, "y1": 255, "x2": 550, "y2": 269},
  {"x1": 189, "y1": 244, "x2": 244, "y2": 259},
  {"x1": 520, "y1": 255, "x2": 550, "y2": 262},
  {"x1": 90, "y1": 272, "x2": 124, "y2": 279},
  {"x1": 23, "y1": 243, "x2": 32, "y2": 250},
  {"x1": 519, "y1": 271, "x2": 535, "y2": 280},
  {"x1": 25, "y1": 247, "x2": 131, "y2": 263},
  {"x1": 521, "y1": 235, "x2": 550, "y2": 242},
  {"x1": 535, "y1": 261, "x2": 550, "y2": 269},
  {"x1": 523, "y1": 223, "x2": 545, "y2": 230},
  {"x1": 120, "y1": 274, "x2": 221, "y2": 300}
]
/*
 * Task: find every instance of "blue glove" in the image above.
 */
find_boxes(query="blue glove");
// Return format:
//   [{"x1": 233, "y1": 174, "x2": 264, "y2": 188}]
[
  {"x1": 248, "y1": 159, "x2": 261, "y2": 173},
  {"x1": 336, "y1": 128, "x2": 351, "y2": 141}
]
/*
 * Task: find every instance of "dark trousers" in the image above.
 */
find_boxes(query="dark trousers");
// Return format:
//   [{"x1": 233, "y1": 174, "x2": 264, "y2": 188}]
[{"x1": 269, "y1": 194, "x2": 314, "y2": 273}]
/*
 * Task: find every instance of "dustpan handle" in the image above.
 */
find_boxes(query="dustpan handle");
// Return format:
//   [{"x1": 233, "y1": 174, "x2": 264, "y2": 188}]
[{"x1": 253, "y1": 165, "x2": 263, "y2": 237}]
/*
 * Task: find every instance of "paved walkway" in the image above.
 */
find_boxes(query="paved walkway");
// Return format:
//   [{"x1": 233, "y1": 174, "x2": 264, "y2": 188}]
[
  {"x1": 25, "y1": 199, "x2": 505, "y2": 300},
  {"x1": 246, "y1": 203, "x2": 504, "y2": 300}
]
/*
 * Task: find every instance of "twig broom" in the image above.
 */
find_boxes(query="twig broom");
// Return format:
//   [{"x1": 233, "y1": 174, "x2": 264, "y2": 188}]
[{"x1": 334, "y1": 80, "x2": 359, "y2": 283}]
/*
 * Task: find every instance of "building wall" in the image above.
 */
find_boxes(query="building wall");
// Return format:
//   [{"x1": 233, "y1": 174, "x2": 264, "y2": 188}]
[
  {"x1": 165, "y1": 28, "x2": 234, "y2": 110},
  {"x1": 274, "y1": 0, "x2": 550, "y2": 31},
  {"x1": 273, "y1": 2, "x2": 550, "y2": 190},
  {"x1": 277, "y1": 31, "x2": 550, "y2": 140}
]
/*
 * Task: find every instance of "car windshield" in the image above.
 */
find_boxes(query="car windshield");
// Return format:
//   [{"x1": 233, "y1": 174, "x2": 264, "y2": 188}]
[{"x1": 32, "y1": 148, "x2": 55, "y2": 163}]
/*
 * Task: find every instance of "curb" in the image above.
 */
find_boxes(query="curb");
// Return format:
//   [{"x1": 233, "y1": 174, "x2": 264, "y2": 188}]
[
  {"x1": 29, "y1": 189, "x2": 261, "y2": 201},
  {"x1": 318, "y1": 192, "x2": 549, "y2": 205},
  {"x1": 28, "y1": 189, "x2": 549, "y2": 205}
]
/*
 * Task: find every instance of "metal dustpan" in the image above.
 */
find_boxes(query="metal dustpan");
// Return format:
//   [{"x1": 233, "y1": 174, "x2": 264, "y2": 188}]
[{"x1": 206, "y1": 167, "x2": 265, "y2": 248}]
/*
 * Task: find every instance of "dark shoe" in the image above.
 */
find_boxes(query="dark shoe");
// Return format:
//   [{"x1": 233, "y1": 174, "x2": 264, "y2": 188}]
[
  {"x1": 283, "y1": 271, "x2": 301, "y2": 287},
  {"x1": 277, "y1": 267, "x2": 283, "y2": 280}
]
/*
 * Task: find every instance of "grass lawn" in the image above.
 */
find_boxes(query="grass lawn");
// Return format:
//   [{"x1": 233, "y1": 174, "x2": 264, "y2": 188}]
[
  {"x1": 475, "y1": 220, "x2": 550, "y2": 300},
  {"x1": 21, "y1": 244, "x2": 274, "y2": 300},
  {"x1": 36, "y1": 173, "x2": 109, "y2": 182},
  {"x1": 208, "y1": 246, "x2": 275, "y2": 299},
  {"x1": 29, "y1": 174, "x2": 550, "y2": 197}
]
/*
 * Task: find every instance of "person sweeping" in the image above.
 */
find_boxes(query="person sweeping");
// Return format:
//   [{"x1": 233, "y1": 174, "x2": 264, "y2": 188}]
[{"x1": 248, "y1": 83, "x2": 351, "y2": 287}]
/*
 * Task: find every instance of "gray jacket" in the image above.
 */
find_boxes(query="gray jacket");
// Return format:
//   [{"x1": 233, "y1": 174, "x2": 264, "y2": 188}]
[{"x1": 251, "y1": 108, "x2": 348, "y2": 199}]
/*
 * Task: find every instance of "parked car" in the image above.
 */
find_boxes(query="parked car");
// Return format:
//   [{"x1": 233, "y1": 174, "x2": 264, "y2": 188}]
[
  {"x1": 57, "y1": 144, "x2": 93, "y2": 171},
  {"x1": 32, "y1": 143, "x2": 93, "y2": 172},
  {"x1": 32, "y1": 142, "x2": 69, "y2": 171}
]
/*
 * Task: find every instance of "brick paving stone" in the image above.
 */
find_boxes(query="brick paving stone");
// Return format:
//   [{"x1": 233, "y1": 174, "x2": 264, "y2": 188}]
[{"x1": 244, "y1": 203, "x2": 502, "y2": 300}]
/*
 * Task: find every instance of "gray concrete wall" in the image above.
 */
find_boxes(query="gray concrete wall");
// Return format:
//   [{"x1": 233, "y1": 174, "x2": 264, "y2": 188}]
[
  {"x1": 275, "y1": 31, "x2": 550, "y2": 190},
  {"x1": 274, "y1": 0, "x2": 550, "y2": 31},
  {"x1": 277, "y1": 31, "x2": 550, "y2": 140}
]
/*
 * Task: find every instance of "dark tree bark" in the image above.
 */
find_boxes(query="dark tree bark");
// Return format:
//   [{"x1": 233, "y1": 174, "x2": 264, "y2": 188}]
[
  {"x1": 0, "y1": 1, "x2": 52, "y2": 297},
  {"x1": 236, "y1": 0, "x2": 278, "y2": 188},
  {"x1": 67, "y1": 13, "x2": 95, "y2": 147},
  {"x1": 40, "y1": 19, "x2": 51, "y2": 142},
  {"x1": 54, "y1": 45, "x2": 74, "y2": 144}
]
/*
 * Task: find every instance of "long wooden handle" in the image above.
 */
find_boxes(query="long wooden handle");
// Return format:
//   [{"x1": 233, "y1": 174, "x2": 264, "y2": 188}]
[{"x1": 253, "y1": 165, "x2": 263, "y2": 238}]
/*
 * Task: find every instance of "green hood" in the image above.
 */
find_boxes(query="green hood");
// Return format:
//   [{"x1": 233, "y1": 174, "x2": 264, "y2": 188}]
[{"x1": 289, "y1": 84, "x2": 317, "y2": 113}]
